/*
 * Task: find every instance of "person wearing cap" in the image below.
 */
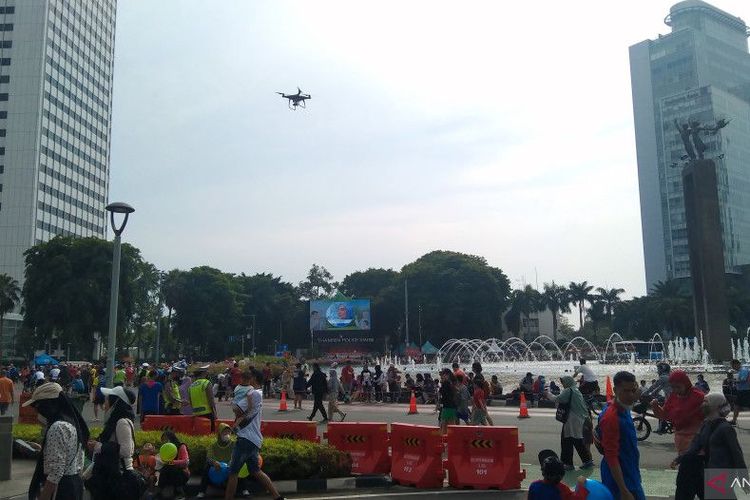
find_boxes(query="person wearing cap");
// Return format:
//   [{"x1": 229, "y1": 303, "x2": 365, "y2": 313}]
[
  {"x1": 25, "y1": 382, "x2": 89, "y2": 500},
  {"x1": 190, "y1": 366, "x2": 217, "y2": 431},
  {"x1": 528, "y1": 449, "x2": 587, "y2": 499},
  {"x1": 87, "y1": 385, "x2": 136, "y2": 474}
]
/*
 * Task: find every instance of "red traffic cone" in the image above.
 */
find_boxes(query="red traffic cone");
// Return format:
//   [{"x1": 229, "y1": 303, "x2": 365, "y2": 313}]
[
  {"x1": 605, "y1": 376, "x2": 613, "y2": 403},
  {"x1": 518, "y1": 392, "x2": 530, "y2": 418},
  {"x1": 408, "y1": 390, "x2": 418, "y2": 415},
  {"x1": 278, "y1": 390, "x2": 288, "y2": 412}
]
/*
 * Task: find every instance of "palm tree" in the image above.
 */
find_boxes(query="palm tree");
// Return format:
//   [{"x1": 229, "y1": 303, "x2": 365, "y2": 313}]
[
  {"x1": 542, "y1": 282, "x2": 571, "y2": 341},
  {"x1": 568, "y1": 281, "x2": 594, "y2": 332},
  {"x1": 0, "y1": 273, "x2": 21, "y2": 358},
  {"x1": 505, "y1": 286, "x2": 542, "y2": 339},
  {"x1": 596, "y1": 287, "x2": 626, "y2": 324}
]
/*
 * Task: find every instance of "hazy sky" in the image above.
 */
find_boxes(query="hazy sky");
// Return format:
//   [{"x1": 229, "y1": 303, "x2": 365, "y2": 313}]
[{"x1": 109, "y1": 0, "x2": 748, "y2": 301}]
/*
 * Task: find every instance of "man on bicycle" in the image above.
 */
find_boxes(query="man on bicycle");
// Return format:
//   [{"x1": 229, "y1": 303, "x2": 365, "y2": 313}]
[
  {"x1": 641, "y1": 362, "x2": 671, "y2": 433},
  {"x1": 574, "y1": 359, "x2": 599, "y2": 396}
]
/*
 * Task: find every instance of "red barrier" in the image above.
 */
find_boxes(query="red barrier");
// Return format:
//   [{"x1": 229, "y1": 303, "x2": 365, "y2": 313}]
[
  {"x1": 18, "y1": 392, "x2": 37, "y2": 424},
  {"x1": 325, "y1": 422, "x2": 390, "y2": 474},
  {"x1": 192, "y1": 416, "x2": 214, "y2": 435},
  {"x1": 260, "y1": 420, "x2": 320, "y2": 442},
  {"x1": 445, "y1": 425, "x2": 526, "y2": 490},
  {"x1": 390, "y1": 423, "x2": 444, "y2": 488},
  {"x1": 141, "y1": 415, "x2": 194, "y2": 434}
]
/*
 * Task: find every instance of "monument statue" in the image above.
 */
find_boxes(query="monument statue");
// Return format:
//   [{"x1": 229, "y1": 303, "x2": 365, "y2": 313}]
[{"x1": 674, "y1": 118, "x2": 730, "y2": 161}]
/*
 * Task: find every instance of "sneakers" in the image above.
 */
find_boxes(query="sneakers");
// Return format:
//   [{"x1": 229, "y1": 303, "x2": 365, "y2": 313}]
[
  {"x1": 241, "y1": 490, "x2": 251, "y2": 497},
  {"x1": 580, "y1": 461, "x2": 594, "y2": 469},
  {"x1": 307, "y1": 416, "x2": 313, "y2": 421},
  {"x1": 196, "y1": 493, "x2": 205, "y2": 499}
]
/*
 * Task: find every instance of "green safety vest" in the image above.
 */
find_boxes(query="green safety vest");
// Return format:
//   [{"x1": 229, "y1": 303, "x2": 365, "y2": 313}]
[
  {"x1": 113, "y1": 370, "x2": 126, "y2": 384},
  {"x1": 189, "y1": 378, "x2": 212, "y2": 415},
  {"x1": 166, "y1": 381, "x2": 181, "y2": 410}
]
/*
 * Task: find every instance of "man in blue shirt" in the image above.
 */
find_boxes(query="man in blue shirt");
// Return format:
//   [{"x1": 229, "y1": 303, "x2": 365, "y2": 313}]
[
  {"x1": 731, "y1": 359, "x2": 750, "y2": 426},
  {"x1": 137, "y1": 370, "x2": 163, "y2": 423},
  {"x1": 597, "y1": 371, "x2": 645, "y2": 500}
]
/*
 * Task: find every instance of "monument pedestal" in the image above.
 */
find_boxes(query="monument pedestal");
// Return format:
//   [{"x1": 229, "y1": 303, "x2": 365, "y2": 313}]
[{"x1": 682, "y1": 159, "x2": 732, "y2": 361}]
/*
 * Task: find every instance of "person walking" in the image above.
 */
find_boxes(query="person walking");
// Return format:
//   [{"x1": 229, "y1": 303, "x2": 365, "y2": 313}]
[
  {"x1": 730, "y1": 359, "x2": 749, "y2": 426},
  {"x1": 545, "y1": 376, "x2": 594, "y2": 470},
  {"x1": 341, "y1": 362, "x2": 354, "y2": 403},
  {"x1": 438, "y1": 369, "x2": 459, "y2": 434},
  {"x1": 0, "y1": 368, "x2": 14, "y2": 416},
  {"x1": 306, "y1": 363, "x2": 329, "y2": 423},
  {"x1": 597, "y1": 371, "x2": 645, "y2": 500},
  {"x1": 224, "y1": 368, "x2": 285, "y2": 500},
  {"x1": 673, "y1": 392, "x2": 747, "y2": 499},
  {"x1": 25, "y1": 383, "x2": 89, "y2": 500},
  {"x1": 650, "y1": 370, "x2": 704, "y2": 454},
  {"x1": 262, "y1": 363, "x2": 273, "y2": 398},
  {"x1": 470, "y1": 378, "x2": 489, "y2": 425},
  {"x1": 190, "y1": 366, "x2": 217, "y2": 431},
  {"x1": 293, "y1": 363, "x2": 306, "y2": 410},
  {"x1": 327, "y1": 369, "x2": 346, "y2": 421},
  {"x1": 137, "y1": 370, "x2": 163, "y2": 423}
]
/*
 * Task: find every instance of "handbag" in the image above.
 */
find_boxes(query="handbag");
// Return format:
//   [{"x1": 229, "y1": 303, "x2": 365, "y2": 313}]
[
  {"x1": 119, "y1": 420, "x2": 147, "y2": 500},
  {"x1": 555, "y1": 393, "x2": 571, "y2": 423}
]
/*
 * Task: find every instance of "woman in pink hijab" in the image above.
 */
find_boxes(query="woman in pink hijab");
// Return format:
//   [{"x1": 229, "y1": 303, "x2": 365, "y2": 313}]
[{"x1": 651, "y1": 370, "x2": 705, "y2": 454}]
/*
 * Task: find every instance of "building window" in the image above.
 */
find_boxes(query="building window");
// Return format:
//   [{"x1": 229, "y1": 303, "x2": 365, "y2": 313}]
[
  {"x1": 0, "y1": 7, "x2": 15, "y2": 14},
  {"x1": 0, "y1": 93, "x2": 7, "y2": 101},
  {"x1": 0, "y1": 183, "x2": 3, "y2": 192},
  {"x1": 0, "y1": 24, "x2": 12, "y2": 31},
  {"x1": 0, "y1": 58, "x2": 10, "y2": 66},
  {"x1": 0, "y1": 76, "x2": 8, "y2": 83},
  {"x1": 0, "y1": 111, "x2": 6, "y2": 119},
  {"x1": 0, "y1": 165, "x2": 3, "y2": 173},
  {"x1": 0, "y1": 129, "x2": 6, "y2": 137},
  {"x1": 0, "y1": 147, "x2": 6, "y2": 155},
  {"x1": 0, "y1": 41, "x2": 11, "y2": 49}
]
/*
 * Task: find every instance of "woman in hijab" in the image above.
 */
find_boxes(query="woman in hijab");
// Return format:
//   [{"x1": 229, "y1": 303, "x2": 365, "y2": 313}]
[
  {"x1": 88, "y1": 386, "x2": 136, "y2": 471},
  {"x1": 545, "y1": 376, "x2": 594, "y2": 470},
  {"x1": 26, "y1": 382, "x2": 89, "y2": 500},
  {"x1": 673, "y1": 393, "x2": 747, "y2": 499},
  {"x1": 327, "y1": 369, "x2": 347, "y2": 422},
  {"x1": 651, "y1": 370, "x2": 704, "y2": 454}
]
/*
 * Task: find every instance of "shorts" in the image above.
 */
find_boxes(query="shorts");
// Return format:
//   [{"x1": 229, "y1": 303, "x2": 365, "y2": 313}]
[
  {"x1": 93, "y1": 388, "x2": 104, "y2": 405},
  {"x1": 736, "y1": 390, "x2": 750, "y2": 408},
  {"x1": 230, "y1": 437, "x2": 261, "y2": 475},
  {"x1": 440, "y1": 408, "x2": 457, "y2": 422}
]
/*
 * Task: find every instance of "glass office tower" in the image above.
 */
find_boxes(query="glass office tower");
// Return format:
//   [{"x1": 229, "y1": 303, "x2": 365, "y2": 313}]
[{"x1": 630, "y1": 0, "x2": 750, "y2": 292}]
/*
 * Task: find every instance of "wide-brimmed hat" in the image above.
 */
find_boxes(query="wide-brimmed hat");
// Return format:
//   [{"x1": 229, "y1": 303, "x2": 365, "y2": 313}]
[
  {"x1": 101, "y1": 385, "x2": 134, "y2": 405},
  {"x1": 23, "y1": 382, "x2": 63, "y2": 407}
]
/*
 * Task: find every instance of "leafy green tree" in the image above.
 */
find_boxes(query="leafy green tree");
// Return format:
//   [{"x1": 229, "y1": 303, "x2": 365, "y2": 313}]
[
  {"x1": 504, "y1": 286, "x2": 542, "y2": 339},
  {"x1": 340, "y1": 268, "x2": 398, "y2": 298},
  {"x1": 541, "y1": 282, "x2": 570, "y2": 341},
  {"x1": 340, "y1": 268, "x2": 401, "y2": 347},
  {"x1": 298, "y1": 264, "x2": 338, "y2": 300},
  {"x1": 568, "y1": 281, "x2": 594, "y2": 332},
  {"x1": 22, "y1": 237, "x2": 150, "y2": 357},
  {"x1": 0, "y1": 273, "x2": 21, "y2": 358},
  {"x1": 401, "y1": 251, "x2": 510, "y2": 346},
  {"x1": 596, "y1": 287, "x2": 625, "y2": 324}
]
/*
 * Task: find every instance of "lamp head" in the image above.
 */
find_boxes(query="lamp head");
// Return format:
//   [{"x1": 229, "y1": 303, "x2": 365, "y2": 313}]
[{"x1": 106, "y1": 202, "x2": 134, "y2": 236}]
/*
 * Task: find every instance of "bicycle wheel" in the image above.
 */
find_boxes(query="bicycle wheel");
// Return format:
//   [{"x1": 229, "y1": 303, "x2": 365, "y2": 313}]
[
  {"x1": 588, "y1": 398, "x2": 604, "y2": 416},
  {"x1": 633, "y1": 415, "x2": 651, "y2": 441}
]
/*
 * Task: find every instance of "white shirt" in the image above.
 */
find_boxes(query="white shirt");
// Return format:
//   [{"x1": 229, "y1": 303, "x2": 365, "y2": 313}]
[
  {"x1": 50, "y1": 368, "x2": 61, "y2": 380},
  {"x1": 235, "y1": 387, "x2": 263, "y2": 448},
  {"x1": 574, "y1": 364, "x2": 597, "y2": 383}
]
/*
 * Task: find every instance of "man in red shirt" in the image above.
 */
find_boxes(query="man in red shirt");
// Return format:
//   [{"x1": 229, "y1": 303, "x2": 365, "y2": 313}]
[
  {"x1": 452, "y1": 363, "x2": 467, "y2": 382},
  {"x1": 341, "y1": 362, "x2": 354, "y2": 402},
  {"x1": 230, "y1": 362, "x2": 242, "y2": 390}
]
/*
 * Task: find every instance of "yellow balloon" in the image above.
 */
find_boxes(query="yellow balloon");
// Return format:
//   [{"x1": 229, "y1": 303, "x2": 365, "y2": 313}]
[{"x1": 159, "y1": 442, "x2": 177, "y2": 462}]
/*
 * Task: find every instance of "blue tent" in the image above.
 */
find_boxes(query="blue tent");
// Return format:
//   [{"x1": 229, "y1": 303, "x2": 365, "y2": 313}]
[
  {"x1": 34, "y1": 354, "x2": 59, "y2": 366},
  {"x1": 421, "y1": 341, "x2": 438, "y2": 355}
]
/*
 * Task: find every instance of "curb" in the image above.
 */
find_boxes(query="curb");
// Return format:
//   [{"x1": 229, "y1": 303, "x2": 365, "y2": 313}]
[{"x1": 191, "y1": 475, "x2": 392, "y2": 496}]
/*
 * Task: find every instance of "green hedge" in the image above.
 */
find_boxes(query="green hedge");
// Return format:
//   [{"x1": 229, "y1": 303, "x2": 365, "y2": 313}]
[{"x1": 13, "y1": 424, "x2": 352, "y2": 480}]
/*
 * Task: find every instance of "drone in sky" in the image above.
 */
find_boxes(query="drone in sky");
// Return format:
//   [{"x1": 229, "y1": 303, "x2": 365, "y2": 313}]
[{"x1": 277, "y1": 87, "x2": 311, "y2": 110}]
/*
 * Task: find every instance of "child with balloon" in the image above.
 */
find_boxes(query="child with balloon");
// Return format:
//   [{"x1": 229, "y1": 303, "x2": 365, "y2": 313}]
[{"x1": 156, "y1": 430, "x2": 190, "y2": 498}]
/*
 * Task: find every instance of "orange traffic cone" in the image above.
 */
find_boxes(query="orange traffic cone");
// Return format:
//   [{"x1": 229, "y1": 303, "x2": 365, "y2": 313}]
[
  {"x1": 518, "y1": 392, "x2": 530, "y2": 418},
  {"x1": 408, "y1": 390, "x2": 418, "y2": 415},
  {"x1": 605, "y1": 376, "x2": 613, "y2": 403},
  {"x1": 278, "y1": 390, "x2": 288, "y2": 412}
]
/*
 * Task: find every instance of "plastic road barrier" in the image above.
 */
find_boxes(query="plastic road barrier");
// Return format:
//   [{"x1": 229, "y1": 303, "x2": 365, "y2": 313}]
[
  {"x1": 261, "y1": 420, "x2": 320, "y2": 442},
  {"x1": 141, "y1": 415, "x2": 194, "y2": 434},
  {"x1": 18, "y1": 393, "x2": 38, "y2": 424},
  {"x1": 390, "y1": 423, "x2": 445, "y2": 488},
  {"x1": 325, "y1": 422, "x2": 390, "y2": 474},
  {"x1": 445, "y1": 425, "x2": 526, "y2": 489}
]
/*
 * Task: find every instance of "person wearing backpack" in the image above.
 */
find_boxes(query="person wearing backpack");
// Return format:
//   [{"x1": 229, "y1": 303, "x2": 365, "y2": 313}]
[
  {"x1": 545, "y1": 376, "x2": 594, "y2": 471},
  {"x1": 86, "y1": 385, "x2": 145, "y2": 500}
]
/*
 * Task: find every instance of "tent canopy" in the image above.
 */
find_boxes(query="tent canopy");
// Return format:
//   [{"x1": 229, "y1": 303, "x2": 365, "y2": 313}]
[
  {"x1": 34, "y1": 354, "x2": 59, "y2": 366},
  {"x1": 421, "y1": 341, "x2": 439, "y2": 354}
]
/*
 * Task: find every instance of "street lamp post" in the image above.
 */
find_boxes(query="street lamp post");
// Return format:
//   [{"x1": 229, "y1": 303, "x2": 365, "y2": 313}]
[
  {"x1": 105, "y1": 202, "x2": 134, "y2": 388},
  {"x1": 155, "y1": 271, "x2": 163, "y2": 364}
]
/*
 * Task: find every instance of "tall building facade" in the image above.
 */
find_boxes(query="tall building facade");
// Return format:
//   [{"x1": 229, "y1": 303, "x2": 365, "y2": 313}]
[
  {"x1": 630, "y1": 0, "x2": 750, "y2": 292},
  {"x1": 0, "y1": 0, "x2": 116, "y2": 355}
]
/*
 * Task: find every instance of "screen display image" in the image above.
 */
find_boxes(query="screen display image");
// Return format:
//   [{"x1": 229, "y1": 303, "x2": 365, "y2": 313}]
[{"x1": 310, "y1": 299, "x2": 371, "y2": 331}]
